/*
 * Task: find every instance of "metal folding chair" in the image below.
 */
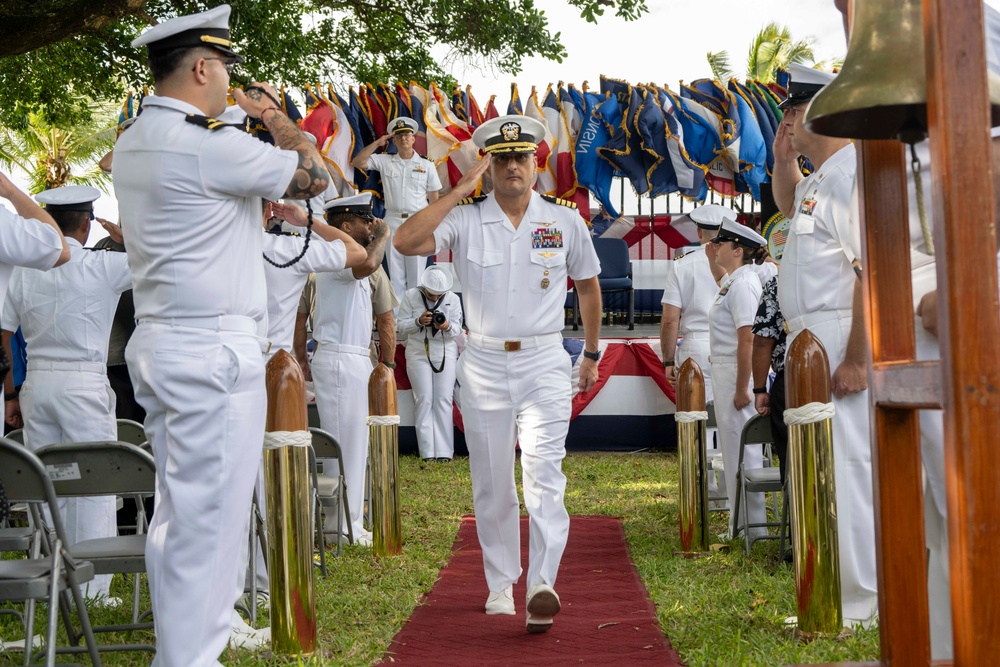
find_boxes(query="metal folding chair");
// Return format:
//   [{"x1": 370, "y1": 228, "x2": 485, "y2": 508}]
[
  {"x1": 34, "y1": 441, "x2": 157, "y2": 654},
  {"x1": 309, "y1": 427, "x2": 353, "y2": 576},
  {"x1": 0, "y1": 438, "x2": 103, "y2": 666},
  {"x1": 115, "y1": 419, "x2": 147, "y2": 447},
  {"x1": 731, "y1": 415, "x2": 790, "y2": 556}
]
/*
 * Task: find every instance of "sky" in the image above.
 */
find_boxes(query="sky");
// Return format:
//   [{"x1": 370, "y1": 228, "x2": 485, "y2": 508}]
[{"x1": 8, "y1": 0, "x2": 998, "y2": 237}]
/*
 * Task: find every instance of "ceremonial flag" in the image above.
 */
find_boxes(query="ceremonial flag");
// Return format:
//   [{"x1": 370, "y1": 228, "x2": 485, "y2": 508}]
[
  {"x1": 731, "y1": 80, "x2": 774, "y2": 180},
  {"x1": 466, "y1": 85, "x2": 486, "y2": 128},
  {"x1": 319, "y1": 88, "x2": 357, "y2": 197},
  {"x1": 575, "y1": 93, "x2": 620, "y2": 219},
  {"x1": 748, "y1": 82, "x2": 779, "y2": 134},
  {"x1": 543, "y1": 85, "x2": 589, "y2": 216},
  {"x1": 363, "y1": 84, "x2": 388, "y2": 137},
  {"x1": 727, "y1": 82, "x2": 767, "y2": 200},
  {"x1": 508, "y1": 83, "x2": 523, "y2": 115},
  {"x1": 336, "y1": 87, "x2": 385, "y2": 216},
  {"x1": 651, "y1": 86, "x2": 707, "y2": 201},
  {"x1": 407, "y1": 82, "x2": 429, "y2": 156},
  {"x1": 680, "y1": 79, "x2": 727, "y2": 117},
  {"x1": 682, "y1": 80, "x2": 740, "y2": 196},
  {"x1": 563, "y1": 84, "x2": 587, "y2": 130},
  {"x1": 451, "y1": 85, "x2": 469, "y2": 123},
  {"x1": 525, "y1": 86, "x2": 557, "y2": 195},
  {"x1": 377, "y1": 83, "x2": 398, "y2": 122},
  {"x1": 349, "y1": 88, "x2": 378, "y2": 148},
  {"x1": 301, "y1": 85, "x2": 335, "y2": 150},
  {"x1": 395, "y1": 82, "x2": 413, "y2": 118},
  {"x1": 424, "y1": 83, "x2": 479, "y2": 194},
  {"x1": 598, "y1": 83, "x2": 651, "y2": 196},
  {"x1": 484, "y1": 95, "x2": 500, "y2": 121},
  {"x1": 660, "y1": 86, "x2": 719, "y2": 171}
]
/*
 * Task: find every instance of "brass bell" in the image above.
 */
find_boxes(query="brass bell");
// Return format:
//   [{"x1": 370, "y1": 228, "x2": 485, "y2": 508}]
[{"x1": 806, "y1": 0, "x2": 1000, "y2": 143}]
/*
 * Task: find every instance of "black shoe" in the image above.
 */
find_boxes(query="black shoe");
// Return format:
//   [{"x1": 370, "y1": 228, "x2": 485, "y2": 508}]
[
  {"x1": 422, "y1": 457, "x2": 434, "y2": 462},
  {"x1": 436, "y1": 457, "x2": 452, "y2": 462}
]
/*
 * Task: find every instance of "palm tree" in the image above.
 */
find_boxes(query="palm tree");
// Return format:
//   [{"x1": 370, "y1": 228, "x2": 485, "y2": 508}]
[
  {"x1": 0, "y1": 104, "x2": 116, "y2": 194},
  {"x1": 707, "y1": 22, "x2": 830, "y2": 84}
]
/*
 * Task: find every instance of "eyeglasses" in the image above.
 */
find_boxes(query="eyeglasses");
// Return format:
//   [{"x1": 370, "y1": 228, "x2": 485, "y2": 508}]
[{"x1": 193, "y1": 57, "x2": 238, "y2": 75}]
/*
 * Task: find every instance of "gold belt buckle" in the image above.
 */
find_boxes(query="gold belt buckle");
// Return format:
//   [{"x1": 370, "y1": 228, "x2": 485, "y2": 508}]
[
  {"x1": 504, "y1": 340, "x2": 521, "y2": 352},
  {"x1": 401, "y1": 212, "x2": 409, "y2": 219},
  {"x1": 782, "y1": 321, "x2": 790, "y2": 334}
]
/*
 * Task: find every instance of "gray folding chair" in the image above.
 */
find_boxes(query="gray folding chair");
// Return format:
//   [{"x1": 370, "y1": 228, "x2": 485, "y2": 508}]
[
  {"x1": 731, "y1": 415, "x2": 790, "y2": 556},
  {"x1": 309, "y1": 427, "x2": 353, "y2": 575},
  {"x1": 0, "y1": 438, "x2": 103, "y2": 666},
  {"x1": 5, "y1": 427, "x2": 24, "y2": 444},
  {"x1": 115, "y1": 419, "x2": 147, "y2": 447},
  {"x1": 34, "y1": 441, "x2": 156, "y2": 654}
]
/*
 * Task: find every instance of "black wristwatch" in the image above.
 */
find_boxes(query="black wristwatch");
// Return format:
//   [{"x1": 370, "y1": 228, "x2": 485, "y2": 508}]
[
  {"x1": 383, "y1": 361, "x2": 396, "y2": 369},
  {"x1": 583, "y1": 349, "x2": 601, "y2": 362},
  {"x1": 662, "y1": 360, "x2": 675, "y2": 368},
  {"x1": 752, "y1": 386, "x2": 768, "y2": 395},
  {"x1": 4, "y1": 392, "x2": 17, "y2": 401}
]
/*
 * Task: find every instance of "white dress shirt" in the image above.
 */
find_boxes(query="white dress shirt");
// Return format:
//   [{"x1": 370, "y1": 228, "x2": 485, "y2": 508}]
[
  {"x1": 313, "y1": 268, "x2": 372, "y2": 349},
  {"x1": 709, "y1": 264, "x2": 763, "y2": 357},
  {"x1": 433, "y1": 192, "x2": 601, "y2": 339},
  {"x1": 111, "y1": 95, "x2": 299, "y2": 324},
  {"x1": 661, "y1": 245, "x2": 718, "y2": 335},
  {"x1": 0, "y1": 208, "x2": 64, "y2": 309},
  {"x1": 2, "y1": 239, "x2": 131, "y2": 363},
  {"x1": 366, "y1": 153, "x2": 442, "y2": 214}
]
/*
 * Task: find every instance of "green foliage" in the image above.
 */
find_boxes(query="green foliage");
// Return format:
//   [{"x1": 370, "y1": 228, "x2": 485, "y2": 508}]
[
  {"x1": 0, "y1": 0, "x2": 647, "y2": 129},
  {"x1": 706, "y1": 22, "x2": 826, "y2": 85},
  {"x1": 706, "y1": 50, "x2": 735, "y2": 82}
]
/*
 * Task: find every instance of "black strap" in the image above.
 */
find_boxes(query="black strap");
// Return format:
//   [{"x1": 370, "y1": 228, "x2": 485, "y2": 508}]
[
  {"x1": 263, "y1": 199, "x2": 313, "y2": 268},
  {"x1": 420, "y1": 292, "x2": 447, "y2": 373}
]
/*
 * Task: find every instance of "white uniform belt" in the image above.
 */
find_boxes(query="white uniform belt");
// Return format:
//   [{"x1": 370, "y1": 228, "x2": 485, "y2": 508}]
[
  {"x1": 710, "y1": 354, "x2": 736, "y2": 363},
  {"x1": 783, "y1": 309, "x2": 852, "y2": 335},
  {"x1": 680, "y1": 330, "x2": 710, "y2": 341},
  {"x1": 385, "y1": 210, "x2": 413, "y2": 219},
  {"x1": 27, "y1": 360, "x2": 105, "y2": 373},
  {"x1": 316, "y1": 343, "x2": 370, "y2": 357},
  {"x1": 466, "y1": 332, "x2": 563, "y2": 352},
  {"x1": 136, "y1": 315, "x2": 258, "y2": 335}
]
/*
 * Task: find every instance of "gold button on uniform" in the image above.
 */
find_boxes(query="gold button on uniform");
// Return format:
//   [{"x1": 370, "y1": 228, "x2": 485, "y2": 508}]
[{"x1": 540, "y1": 278, "x2": 550, "y2": 289}]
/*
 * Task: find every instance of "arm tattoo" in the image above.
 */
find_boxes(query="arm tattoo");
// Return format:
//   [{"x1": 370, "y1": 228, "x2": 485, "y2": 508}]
[
  {"x1": 264, "y1": 111, "x2": 329, "y2": 199},
  {"x1": 367, "y1": 222, "x2": 390, "y2": 265}
]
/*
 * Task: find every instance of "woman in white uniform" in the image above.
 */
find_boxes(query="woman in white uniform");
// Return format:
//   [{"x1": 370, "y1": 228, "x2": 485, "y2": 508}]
[
  {"x1": 708, "y1": 217, "x2": 770, "y2": 541},
  {"x1": 397, "y1": 265, "x2": 464, "y2": 461}
]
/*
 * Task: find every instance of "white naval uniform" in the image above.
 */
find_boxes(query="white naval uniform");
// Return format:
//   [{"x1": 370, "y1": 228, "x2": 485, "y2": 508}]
[
  {"x1": 396, "y1": 287, "x2": 463, "y2": 460},
  {"x1": 311, "y1": 267, "x2": 374, "y2": 539},
  {"x1": 778, "y1": 143, "x2": 878, "y2": 626},
  {"x1": 1, "y1": 239, "x2": 132, "y2": 598},
  {"x1": 661, "y1": 245, "x2": 725, "y2": 499},
  {"x1": 365, "y1": 152, "x2": 442, "y2": 297},
  {"x1": 708, "y1": 264, "x2": 766, "y2": 540},
  {"x1": 433, "y1": 191, "x2": 600, "y2": 593},
  {"x1": 112, "y1": 94, "x2": 298, "y2": 667},
  {"x1": 0, "y1": 207, "x2": 64, "y2": 304}
]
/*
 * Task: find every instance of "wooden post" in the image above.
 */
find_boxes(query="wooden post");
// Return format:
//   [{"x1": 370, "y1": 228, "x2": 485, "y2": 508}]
[{"x1": 924, "y1": 0, "x2": 1000, "y2": 662}]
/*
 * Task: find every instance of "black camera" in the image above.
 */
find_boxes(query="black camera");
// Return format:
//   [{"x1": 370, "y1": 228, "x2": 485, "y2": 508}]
[{"x1": 431, "y1": 310, "x2": 447, "y2": 327}]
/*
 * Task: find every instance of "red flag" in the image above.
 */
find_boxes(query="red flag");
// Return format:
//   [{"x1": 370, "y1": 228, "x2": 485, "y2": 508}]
[
  {"x1": 300, "y1": 85, "x2": 334, "y2": 150},
  {"x1": 484, "y1": 95, "x2": 499, "y2": 121},
  {"x1": 466, "y1": 85, "x2": 486, "y2": 127}
]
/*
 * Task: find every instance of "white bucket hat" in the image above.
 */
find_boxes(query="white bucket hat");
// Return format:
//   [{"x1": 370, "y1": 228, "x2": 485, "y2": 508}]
[{"x1": 419, "y1": 265, "x2": 453, "y2": 294}]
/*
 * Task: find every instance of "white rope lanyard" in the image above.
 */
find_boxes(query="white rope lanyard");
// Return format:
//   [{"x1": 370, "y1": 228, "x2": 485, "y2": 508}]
[
  {"x1": 675, "y1": 411, "x2": 709, "y2": 423},
  {"x1": 783, "y1": 401, "x2": 836, "y2": 426}
]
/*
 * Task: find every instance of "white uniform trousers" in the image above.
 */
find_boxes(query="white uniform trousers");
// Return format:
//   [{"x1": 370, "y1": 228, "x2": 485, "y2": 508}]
[
  {"x1": 404, "y1": 338, "x2": 458, "y2": 460},
  {"x1": 386, "y1": 215, "x2": 425, "y2": 300},
  {"x1": 20, "y1": 363, "x2": 118, "y2": 599},
  {"x1": 787, "y1": 315, "x2": 878, "y2": 625},
  {"x1": 456, "y1": 342, "x2": 571, "y2": 592},
  {"x1": 126, "y1": 323, "x2": 266, "y2": 667},
  {"x1": 311, "y1": 346, "x2": 372, "y2": 538},
  {"x1": 676, "y1": 335, "x2": 724, "y2": 500},
  {"x1": 710, "y1": 359, "x2": 766, "y2": 540}
]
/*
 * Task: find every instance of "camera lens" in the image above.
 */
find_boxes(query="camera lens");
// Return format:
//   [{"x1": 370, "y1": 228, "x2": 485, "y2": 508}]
[{"x1": 432, "y1": 311, "x2": 447, "y2": 326}]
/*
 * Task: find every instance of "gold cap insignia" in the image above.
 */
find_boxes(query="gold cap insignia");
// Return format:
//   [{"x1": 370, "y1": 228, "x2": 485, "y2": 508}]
[{"x1": 500, "y1": 122, "x2": 521, "y2": 142}]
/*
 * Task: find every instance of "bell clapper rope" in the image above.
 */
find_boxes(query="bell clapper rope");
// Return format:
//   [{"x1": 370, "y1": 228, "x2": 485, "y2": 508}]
[{"x1": 910, "y1": 143, "x2": 934, "y2": 256}]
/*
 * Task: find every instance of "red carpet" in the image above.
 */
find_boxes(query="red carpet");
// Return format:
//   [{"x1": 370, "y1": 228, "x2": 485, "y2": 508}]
[{"x1": 377, "y1": 515, "x2": 683, "y2": 666}]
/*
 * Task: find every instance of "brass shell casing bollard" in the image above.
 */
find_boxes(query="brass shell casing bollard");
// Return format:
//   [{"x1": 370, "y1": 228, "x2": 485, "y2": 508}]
[
  {"x1": 785, "y1": 330, "x2": 843, "y2": 635},
  {"x1": 676, "y1": 358, "x2": 710, "y2": 553},
  {"x1": 368, "y1": 363, "x2": 402, "y2": 557},
  {"x1": 264, "y1": 350, "x2": 317, "y2": 655}
]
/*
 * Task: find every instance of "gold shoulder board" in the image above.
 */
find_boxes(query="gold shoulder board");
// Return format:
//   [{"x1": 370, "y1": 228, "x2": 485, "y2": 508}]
[{"x1": 541, "y1": 194, "x2": 578, "y2": 209}]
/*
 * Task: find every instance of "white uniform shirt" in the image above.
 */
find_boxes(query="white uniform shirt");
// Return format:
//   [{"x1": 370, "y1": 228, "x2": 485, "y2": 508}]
[
  {"x1": 366, "y1": 153, "x2": 442, "y2": 214},
  {"x1": 777, "y1": 144, "x2": 858, "y2": 321},
  {"x1": 709, "y1": 264, "x2": 762, "y2": 357},
  {"x1": 434, "y1": 192, "x2": 601, "y2": 339},
  {"x1": 397, "y1": 287, "x2": 464, "y2": 348},
  {"x1": 0, "y1": 208, "x2": 64, "y2": 308},
  {"x1": 661, "y1": 246, "x2": 718, "y2": 335},
  {"x1": 261, "y1": 231, "x2": 347, "y2": 354},
  {"x1": 313, "y1": 268, "x2": 373, "y2": 349},
  {"x1": 2, "y1": 239, "x2": 131, "y2": 364},
  {"x1": 111, "y1": 95, "x2": 299, "y2": 325}
]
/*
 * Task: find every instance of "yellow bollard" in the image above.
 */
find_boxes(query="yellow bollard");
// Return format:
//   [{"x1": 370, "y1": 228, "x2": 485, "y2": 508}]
[
  {"x1": 676, "y1": 358, "x2": 710, "y2": 554},
  {"x1": 368, "y1": 363, "x2": 402, "y2": 557},
  {"x1": 263, "y1": 350, "x2": 317, "y2": 656},
  {"x1": 785, "y1": 330, "x2": 843, "y2": 636}
]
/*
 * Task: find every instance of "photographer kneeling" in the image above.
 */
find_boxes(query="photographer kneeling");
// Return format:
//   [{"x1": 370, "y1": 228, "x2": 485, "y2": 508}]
[{"x1": 397, "y1": 265, "x2": 464, "y2": 461}]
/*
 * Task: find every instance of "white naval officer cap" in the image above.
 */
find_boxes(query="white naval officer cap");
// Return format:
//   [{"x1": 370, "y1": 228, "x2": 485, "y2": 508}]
[
  {"x1": 324, "y1": 192, "x2": 374, "y2": 219},
  {"x1": 688, "y1": 204, "x2": 736, "y2": 231},
  {"x1": 35, "y1": 185, "x2": 101, "y2": 212},
  {"x1": 419, "y1": 265, "x2": 453, "y2": 294},
  {"x1": 472, "y1": 115, "x2": 547, "y2": 155},
  {"x1": 710, "y1": 216, "x2": 767, "y2": 249},
  {"x1": 388, "y1": 117, "x2": 418, "y2": 135},
  {"x1": 131, "y1": 4, "x2": 243, "y2": 63},
  {"x1": 778, "y1": 63, "x2": 837, "y2": 110}
]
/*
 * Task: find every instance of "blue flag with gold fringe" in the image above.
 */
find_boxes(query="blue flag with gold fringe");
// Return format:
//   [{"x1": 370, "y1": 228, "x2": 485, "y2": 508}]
[
  {"x1": 730, "y1": 80, "x2": 775, "y2": 180},
  {"x1": 599, "y1": 84, "x2": 652, "y2": 195},
  {"x1": 575, "y1": 93, "x2": 620, "y2": 219}
]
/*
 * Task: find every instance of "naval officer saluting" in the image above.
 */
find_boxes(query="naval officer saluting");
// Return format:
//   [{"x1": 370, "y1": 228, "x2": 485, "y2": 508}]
[
  {"x1": 395, "y1": 115, "x2": 602, "y2": 633},
  {"x1": 113, "y1": 5, "x2": 329, "y2": 665}
]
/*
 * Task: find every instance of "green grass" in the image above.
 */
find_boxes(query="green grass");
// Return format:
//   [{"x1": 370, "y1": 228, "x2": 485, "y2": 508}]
[{"x1": 0, "y1": 452, "x2": 879, "y2": 666}]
